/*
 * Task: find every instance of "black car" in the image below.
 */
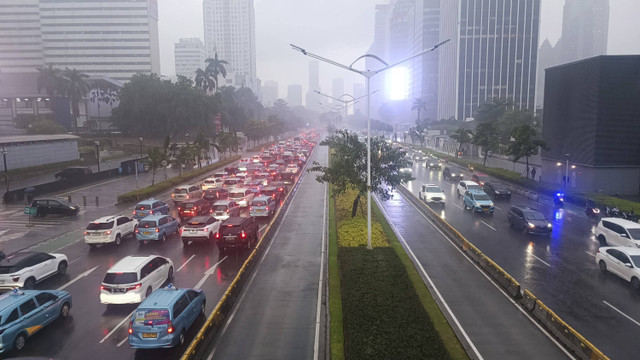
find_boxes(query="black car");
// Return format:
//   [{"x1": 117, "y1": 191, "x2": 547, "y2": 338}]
[
  {"x1": 507, "y1": 206, "x2": 552, "y2": 235},
  {"x1": 54, "y1": 166, "x2": 92, "y2": 180},
  {"x1": 203, "y1": 188, "x2": 229, "y2": 203},
  {"x1": 177, "y1": 198, "x2": 212, "y2": 220},
  {"x1": 30, "y1": 198, "x2": 80, "y2": 217},
  {"x1": 270, "y1": 181, "x2": 289, "y2": 196},
  {"x1": 279, "y1": 172, "x2": 296, "y2": 185},
  {"x1": 216, "y1": 216, "x2": 259, "y2": 251},
  {"x1": 484, "y1": 181, "x2": 512, "y2": 200},
  {"x1": 260, "y1": 186, "x2": 282, "y2": 203},
  {"x1": 224, "y1": 166, "x2": 239, "y2": 175},
  {"x1": 426, "y1": 158, "x2": 441, "y2": 169},
  {"x1": 443, "y1": 166, "x2": 464, "y2": 181}
]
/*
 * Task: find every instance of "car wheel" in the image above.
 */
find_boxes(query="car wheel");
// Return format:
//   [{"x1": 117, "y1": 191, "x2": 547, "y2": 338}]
[
  {"x1": 88, "y1": 244, "x2": 97, "y2": 249},
  {"x1": 167, "y1": 266, "x2": 174, "y2": 282},
  {"x1": 597, "y1": 235, "x2": 607, "y2": 246},
  {"x1": 23, "y1": 277, "x2": 36, "y2": 290},
  {"x1": 599, "y1": 260, "x2": 607, "y2": 273},
  {"x1": 457, "y1": 189, "x2": 461, "y2": 197},
  {"x1": 114, "y1": 234, "x2": 122, "y2": 246},
  {"x1": 632, "y1": 277, "x2": 640, "y2": 291},
  {"x1": 161, "y1": 234, "x2": 167, "y2": 243},
  {"x1": 57, "y1": 261, "x2": 68, "y2": 275},
  {"x1": 14, "y1": 333, "x2": 27, "y2": 351},
  {"x1": 145, "y1": 287, "x2": 152, "y2": 298},
  {"x1": 60, "y1": 302, "x2": 71, "y2": 318}
]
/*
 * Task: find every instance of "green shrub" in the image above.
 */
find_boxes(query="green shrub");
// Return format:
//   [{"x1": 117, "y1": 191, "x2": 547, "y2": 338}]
[
  {"x1": 337, "y1": 217, "x2": 388, "y2": 247},
  {"x1": 117, "y1": 156, "x2": 240, "y2": 203},
  {"x1": 27, "y1": 120, "x2": 67, "y2": 134}
]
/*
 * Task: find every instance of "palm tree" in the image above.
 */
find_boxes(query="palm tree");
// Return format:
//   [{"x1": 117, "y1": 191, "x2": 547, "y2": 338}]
[
  {"x1": 194, "y1": 68, "x2": 214, "y2": 94},
  {"x1": 36, "y1": 64, "x2": 63, "y2": 97},
  {"x1": 411, "y1": 98, "x2": 427, "y2": 123},
  {"x1": 61, "y1": 68, "x2": 91, "y2": 134},
  {"x1": 204, "y1": 53, "x2": 228, "y2": 93}
]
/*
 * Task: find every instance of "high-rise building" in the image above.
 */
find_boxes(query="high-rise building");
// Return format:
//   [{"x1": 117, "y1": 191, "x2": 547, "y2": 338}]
[
  {"x1": 203, "y1": 0, "x2": 257, "y2": 92},
  {"x1": 332, "y1": 78, "x2": 344, "y2": 105},
  {"x1": 0, "y1": 0, "x2": 161, "y2": 82},
  {"x1": 287, "y1": 84, "x2": 302, "y2": 107},
  {"x1": 174, "y1": 38, "x2": 205, "y2": 80},
  {"x1": 306, "y1": 61, "x2": 320, "y2": 111},
  {"x1": 261, "y1": 80, "x2": 278, "y2": 107}
]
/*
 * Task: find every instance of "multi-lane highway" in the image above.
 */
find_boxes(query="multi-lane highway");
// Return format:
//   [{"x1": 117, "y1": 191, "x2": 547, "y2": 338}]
[
  {"x1": 0, "y1": 145, "x2": 310, "y2": 359},
  {"x1": 401, "y1": 158, "x2": 636, "y2": 359}
]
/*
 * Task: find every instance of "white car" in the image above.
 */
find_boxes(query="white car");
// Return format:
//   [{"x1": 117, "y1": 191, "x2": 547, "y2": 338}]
[
  {"x1": 595, "y1": 217, "x2": 640, "y2": 248},
  {"x1": 228, "y1": 187, "x2": 255, "y2": 207},
  {"x1": 419, "y1": 184, "x2": 446, "y2": 205},
  {"x1": 0, "y1": 252, "x2": 68, "y2": 290},
  {"x1": 180, "y1": 215, "x2": 221, "y2": 246},
  {"x1": 100, "y1": 255, "x2": 173, "y2": 304},
  {"x1": 285, "y1": 164, "x2": 299, "y2": 174},
  {"x1": 84, "y1": 215, "x2": 138, "y2": 247},
  {"x1": 201, "y1": 177, "x2": 220, "y2": 190},
  {"x1": 596, "y1": 246, "x2": 640, "y2": 289},
  {"x1": 457, "y1": 180, "x2": 482, "y2": 197}
]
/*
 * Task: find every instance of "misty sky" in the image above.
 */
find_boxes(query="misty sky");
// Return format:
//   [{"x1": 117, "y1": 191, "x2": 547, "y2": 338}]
[{"x1": 158, "y1": 0, "x2": 640, "y2": 102}]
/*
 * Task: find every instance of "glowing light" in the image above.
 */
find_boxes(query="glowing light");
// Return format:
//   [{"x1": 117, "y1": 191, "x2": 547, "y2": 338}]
[{"x1": 387, "y1": 67, "x2": 408, "y2": 100}]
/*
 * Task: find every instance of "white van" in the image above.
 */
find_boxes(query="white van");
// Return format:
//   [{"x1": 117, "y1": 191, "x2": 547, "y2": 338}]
[{"x1": 595, "y1": 217, "x2": 640, "y2": 247}]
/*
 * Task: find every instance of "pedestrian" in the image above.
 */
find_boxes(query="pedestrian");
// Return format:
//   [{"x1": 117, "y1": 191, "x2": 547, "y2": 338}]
[{"x1": 531, "y1": 167, "x2": 537, "y2": 180}]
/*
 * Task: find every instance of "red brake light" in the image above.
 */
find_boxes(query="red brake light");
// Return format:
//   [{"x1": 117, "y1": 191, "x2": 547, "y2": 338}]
[
  {"x1": 100, "y1": 285, "x2": 105, "y2": 290},
  {"x1": 193, "y1": 206, "x2": 197, "y2": 210},
  {"x1": 179, "y1": 228, "x2": 183, "y2": 234},
  {"x1": 241, "y1": 231, "x2": 246, "y2": 238},
  {"x1": 215, "y1": 232, "x2": 220, "y2": 239},
  {"x1": 149, "y1": 210, "x2": 153, "y2": 214},
  {"x1": 171, "y1": 194, "x2": 175, "y2": 198},
  {"x1": 249, "y1": 206, "x2": 253, "y2": 211},
  {"x1": 266, "y1": 206, "x2": 269, "y2": 211},
  {"x1": 167, "y1": 321, "x2": 174, "y2": 333},
  {"x1": 132, "y1": 211, "x2": 136, "y2": 215},
  {"x1": 226, "y1": 209, "x2": 230, "y2": 213},
  {"x1": 126, "y1": 284, "x2": 142, "y2": 291},
  {"x1": 135, "y1": 229, "x2": 139, "y2": 233},
  {"x1": 186, "y1": 195, "x2": 190, "y2": 199},
  {"x1": 105, "y1": 230, "x2": 112, "y2": 235},
  {"x1": 178, "y1": 207, "x2": 181, "y2": 211},
  {"x1": 155, "y1": 228, "x2": 159, "y2": 233},
  {"x1": 128, "y1": 321, "x2": 133, "y2": 334},
  {"x1": 83, "y1": 231, "x2": 88, "y2": 235}
]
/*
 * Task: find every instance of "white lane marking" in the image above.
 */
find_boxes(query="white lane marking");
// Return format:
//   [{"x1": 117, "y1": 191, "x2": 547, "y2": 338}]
[
  {"x1": 531, "y1": 254, "x2": 551, "y2": 267},
  {"x1": 603, "y1": 301, "x2": 640, "y2": 327},
  {"x1": 374, "y1": 196, "x2": 484, "y2": 360},
  {"x1": 58, "y1": 266, "x2": 99, "y2": 291},
  {"x1": 381, "y1": 191, "x2": 576, "y2": 359},
  {"x1": 481, "y1": 221, "x2": 497, "y2": 231},
  {"x1": 56, "y1": 176, "x2": 127, "y2": 196},
  {"x1": 259, "y1": 224, "x2": 268, "y2": 233},
  {"x1": 495, "y1": 206, "x2": 503, "y2": 211},
  {"x1": 117, "y1": 336, "x2": 128, "y2": 347},
  {"x1": 99, "y1": 310, "x2": 135, "y2": 344},
  {"x1": 177, "y1": 254, "x2": 196, "y2": 272},
  {"x1": 194, "y1": 256, "x2": 228, "y2": 289},
  {"x1": 453, "y1": 203, "x2": 464, "y2": 210},
  {"x1": 69, "y1": 257, "x2": 81, "y2": 265},
  {"x1": 313, "y1": 183, "x2": 328, "y2": 360},
  {"x1": 208, "y1": 165, "x2": 307, "y2": 359},
  {"x1": 585, "y1": 251, "x2": 595, "y2": 258},
  {"x1": 0, "y1": 229, "x2": 10, "y2": 237}
]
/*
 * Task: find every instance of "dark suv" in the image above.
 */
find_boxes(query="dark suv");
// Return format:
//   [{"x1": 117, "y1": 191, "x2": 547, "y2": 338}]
[
  {"x1": 203, "y1": 188, "x2": 229, "y2": 203},
  {"x1": 177, "y1": 198, "x2": 212, "y2": 220},
  {"x1": 484, "y1": 181, "x2": 512, "y2": 200},
  {"x1": 54, "y1": 166, "x2": 92, "y2": 180},
  {"x1": 507, "y1": 206, "x2": 552, "y2": 235},
  {"x1": 443, "y1": 166, "x2": 464, "y2": 181},
  {"x1": 215, "y1": 216, "x2": 259, "y2": 251}
]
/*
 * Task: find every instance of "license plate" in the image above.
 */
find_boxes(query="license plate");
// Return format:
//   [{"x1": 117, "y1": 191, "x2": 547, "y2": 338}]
[
  {"x1": 190, "y1": 230, "x2": 197, "y2": 233},
  {"x1": 142, "y1": 333, "x2": 157, "y2": 338},
  {"x1": 483, "y1": 209, "x2": 489, "y2": 212},
  {"x1": 225, "y1": 237, "x2": 237, "y2": 242},
  {"x1": 143, "y1": 232, "x2": 151, "y2": 235},
  {"x1": 0, "y1": 280, "x2": 4, "y2": 284},
  {"x1": 255, "y1": 209, "x2": 263, "y2": 212}
]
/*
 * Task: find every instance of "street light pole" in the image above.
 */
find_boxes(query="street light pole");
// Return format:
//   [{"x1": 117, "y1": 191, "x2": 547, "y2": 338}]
[
  {"x1": 95, "y1": 141, "x2": 100, "y2": 172},
  {"x1": 565, "y1": 154, "x2": 570, "y2": 190},
  {"x1": 291, "y1": 39, "x2": 449, "y2": 250},
  {"x1": 1, "y1": 147, "x2": 8, "y2": 199},
  {"x1": 139, "y1": 137, "x2": 144, "y2": 159}
]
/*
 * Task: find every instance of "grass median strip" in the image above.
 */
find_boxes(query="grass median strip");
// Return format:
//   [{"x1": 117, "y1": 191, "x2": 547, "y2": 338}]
[{"x1": 331, "y1": 186, "x2": 467, "y2": 360}]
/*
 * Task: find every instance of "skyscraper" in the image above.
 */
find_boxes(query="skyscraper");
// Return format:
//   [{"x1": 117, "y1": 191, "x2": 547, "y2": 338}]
[
  {"x1": 174, "y1": 38, "x2": 205, "y2": 80},
  {"x1": 261, "y1": 80, "x2": 278, "y2": 107},
  {"x1": 0, "y1": 0, "x2": 160, "y2": 81},
  {"x1": 287, "y1": 84, "x2": 302, "y2": 107},
  {"x1": 306, "y1": 61, "x2": 320, "y2": 111},
  {"x1": 203, "y1": 0, "x2": 257, "y2": 91}
]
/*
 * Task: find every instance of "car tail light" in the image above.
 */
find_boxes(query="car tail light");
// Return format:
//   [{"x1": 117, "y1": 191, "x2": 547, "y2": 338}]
[
  {"x1": 266, "y1": 206, "x2": 269, "y2": 211},
  {"x1": 100, "y1": 285, "x2": 105, "y2": 290},
  {"x1": 179, "y1": 228, "x2": 183, "y2": 234},
  {"x1": 193, "y1": 206, "x2": 197, "y2": 210},
  {"x1": 178, "y1": 207, "x2": 181, "y2": 211},
  {"x1": 215, "y1": 232, "x2": 220, "y2": 239},
  {"x1": 226, "y1": 209, "x2": 230, "y2": 213},
  {"x1": 241, "y1": 231, "x2": 246, "y2": 238},
  {"x1": 12, "y1": 276, "x2": 20, "y2": 282},
  {"x1": 149, "y1": 210, "x2": 153, "y2": 214},
  {"x1": 132, "y1": 211, "x2": 136, "y2": 215},
  {"x1": 84, "y1": 231, "x2": 88, "y2": 235},
  {"x1": 186, "y1": 195, "x2": 190, "y2": 199},
  {"x1": 155, "y1": 228, "x2": 159, "y2": 233},
  {"x1": 171, "y1": 194, "x2": 175, "y2": 198},
  {"x1": 105, "y1": 230, "x2": 112, "y2": 235},
  {"x1": 126, "y1": 284, "x2": 142, "y2": 292},
  {"x1": 279, "y1": 188, "x2": 283, "y2": 191},
  {"x1": 249, "y1": 206, "x2": 253, "y2": 211},
  {"x1": 135, "y1": 229, "x2": 139, "y2": 233}
]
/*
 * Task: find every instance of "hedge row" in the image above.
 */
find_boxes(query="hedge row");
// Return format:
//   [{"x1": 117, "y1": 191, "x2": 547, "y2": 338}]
[{"x1": 116, "y1": 156, "x2": 240, "y2": 203}]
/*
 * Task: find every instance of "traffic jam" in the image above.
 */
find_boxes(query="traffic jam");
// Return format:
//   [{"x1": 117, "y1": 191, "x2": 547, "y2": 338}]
[{"x1": 0, "y1": 130, "x2": 318, "y2": 357}]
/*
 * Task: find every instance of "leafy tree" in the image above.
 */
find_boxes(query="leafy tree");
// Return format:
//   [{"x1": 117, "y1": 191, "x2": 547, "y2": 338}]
[
  {"x1": 475, "y1": 97, "x2": 512, "y2": 123},
  {"x1": 450, "y1": 128, "x2": 474, "y2": 156},
  {"x1": 172, "y1": 143, "x2": 198, "y2": 176},
  {"x1": 27, "y1": 120, "x2": 67, "y2": 135},
  {"x1": 146, "y1": 147, "x2": 166, "y2": 185},
  {"x1": 309, "y1": 130, "x2": 413, "y2": 217},
  {"x1": 496, "y1": 110, "x2": 539, "y2": 145},
  {"x1": 506, "y1": 124, "x2": 549, "y2": 179},
  {"x1": 61, "y1": 68, "x2": 91, "y2": 134},
  {"x1": 473, "y1": 121, "x2": 499, "y2": 166}
]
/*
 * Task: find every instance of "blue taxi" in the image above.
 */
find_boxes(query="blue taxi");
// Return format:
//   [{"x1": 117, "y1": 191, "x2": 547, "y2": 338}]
[
  {"x1": 463, "y1": 189, "x2": 495, "y2": 214},
  {"x1": 0, "y1": 289, "x2": 72, "y2": 353},
  {"x1": 135, "y1": 214, "x2": 180, "y2": 244},
  {"x1": 132, "y1": 199, "x2": 170, "y2": 220},
  {"x1": 128, "y1": 284, "x2": 205, "y2": 349}
]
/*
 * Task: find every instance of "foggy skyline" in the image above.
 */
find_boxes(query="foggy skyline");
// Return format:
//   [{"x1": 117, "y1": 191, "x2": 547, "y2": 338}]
[{"x1": 158, "y1": 0, "x2": 640, "y2": 106}]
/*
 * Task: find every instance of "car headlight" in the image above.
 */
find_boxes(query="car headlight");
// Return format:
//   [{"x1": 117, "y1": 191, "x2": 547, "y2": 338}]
[
  {"x1": 547, "y1": 223, "x2": 552, "y2": 228},
  {"x1": 528, "y1": 222, "x2": 535, "y2": 228},
  {"x1": 489, "y1": 203, "x2": 494, "y2": 207}
]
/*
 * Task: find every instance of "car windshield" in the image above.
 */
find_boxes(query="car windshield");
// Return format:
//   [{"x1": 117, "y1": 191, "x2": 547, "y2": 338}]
[
  {"x1": 184, "y1": 203, "x2": 197, "y2": 209},
  {"x1": 173, "y1": 188, "x2": 188, "y2": 194},
  {"x1": 523, "y1": 211, "x2": 546, "y2": 220},
  {"x1": 426, "y1": 187, "x2": 441, "y2": 193},
  {"x1": 204, "y1": 179, "x2": 216, "y2": 184},
  {"x1": 628, "y1": 229, "x2": 640, "y2": 240},
  {"x1": 213, "y1": 205, "x2": 228, "y2": 211},
  {"x1": 229, "y1": 191, "x2": 245, "y2": 198},
  {"x1": 134, "y1": 309, "x2": 170, "y2": 326},
  {"x1": 103, "y1": 272, "x2": 137, "y2": 284},
  {"x1": 135, "y1": 204, "x2": 151, "y2": 210},
  {"x1": 468, "y1": 185, "x2": 482, "y2": 191},
  {"x1": 252, "y1": 200, "x2": 267, "y2": 207},
  {"x1": 138, "y1": 220, "x2": 157, "y2": 228},
  {"x1": 474, "y1": 193, "x2": 491, "y2": 201},
  {"x1": 224, "y1": 179, "x2": 238, "y2": 185},
  {"x1": 86, "y1": 221, "x2": 113, "y2": 230}
]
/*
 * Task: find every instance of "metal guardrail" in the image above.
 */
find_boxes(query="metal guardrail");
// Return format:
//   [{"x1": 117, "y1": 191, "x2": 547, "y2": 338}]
[
  {"x1": 181, "y1": 146, "x2": 317, "y2": 360},
  {"x1": 396, "y1": 185, "x2": 609, "y2": 360}
]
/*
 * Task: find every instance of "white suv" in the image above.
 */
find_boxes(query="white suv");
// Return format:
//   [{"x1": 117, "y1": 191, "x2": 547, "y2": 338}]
[
  {"x1": 228, "y1": 187, "x2": 255, "y2": 207},
  {"x1": 180, "y1": 215, "x2": 221, "y2": 246},
  {"x1": 595, "y1": 217, "x2": 640, "y2": 247},
  {"x1": 201, "y1": 177, "x2": 220, "y2": 190},
  {"x1": 100, "y1": 255, "x2": 174, "y2": 304},
  {"x1": 419, "y1": 184, "x2": 446, "y2": 205},
  {"x1": 457, "y1": 180, "x2": 482, "y2": 197},
  {"x1": 84, "y1": 215, "x2": 138, "y2": 247},
  {"x1": 0, "y1": 252, "x2": 68, "y2": 290}
]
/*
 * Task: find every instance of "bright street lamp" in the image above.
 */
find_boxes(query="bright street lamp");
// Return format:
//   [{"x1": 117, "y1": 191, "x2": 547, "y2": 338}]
[{"x1": 291, "y1": 39, "x2": 449, "y2": 249}]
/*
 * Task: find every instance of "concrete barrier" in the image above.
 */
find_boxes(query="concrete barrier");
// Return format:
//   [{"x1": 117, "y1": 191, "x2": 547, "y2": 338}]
[{"x1": 396, "y1": 184, "x2": 608, "y2": 360}]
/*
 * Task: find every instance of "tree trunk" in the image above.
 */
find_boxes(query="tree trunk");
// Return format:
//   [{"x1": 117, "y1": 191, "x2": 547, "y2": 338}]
[
  {"x1": 525, "y1": 156, "x2": 530, "y2": 179},
  {"x1": 483, "y1": 152, "x2": 488, "y2": 166},
  {"x1": 351, "y1": 195, "x2": 360, "y2": 218}
]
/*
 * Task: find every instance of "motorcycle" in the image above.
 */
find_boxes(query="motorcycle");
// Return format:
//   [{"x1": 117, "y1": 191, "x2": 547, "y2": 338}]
[
  {"x1": 622, "y1": 210, "x2": 640, "y2": 223},
  {"x1": 606, "y1": 206, "x2": 622, "y2": 218},
  {"x1": 585, "y1": 199, "x2": 600, "y2": 219},
  {"x1": 554, "y1": 192, "x2": 565, "y2": 208}
]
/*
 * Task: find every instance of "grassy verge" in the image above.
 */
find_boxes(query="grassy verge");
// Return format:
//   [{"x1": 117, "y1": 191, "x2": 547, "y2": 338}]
[
  {"x1": 116, "y1": 156, "x2": 240, "y2": 203},
  {"x1": 333, "y1": 187, "x2": 467, "y2": 360},
  {"x1": 328, "y1": 191, "x2": 345, "y2": 360}
]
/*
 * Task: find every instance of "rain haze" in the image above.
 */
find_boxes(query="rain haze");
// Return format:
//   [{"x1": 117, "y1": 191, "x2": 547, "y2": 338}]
[{"x1": 158, "y1": 0, "x2": 640, "y2": 101}]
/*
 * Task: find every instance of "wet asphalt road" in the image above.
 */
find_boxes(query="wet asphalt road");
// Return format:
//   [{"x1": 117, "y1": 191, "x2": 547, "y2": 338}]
[
  {"x1": 403, "y1": 160, "x2": 637, "y2": 359},
  {"x1": 0, "y1": 149, "x2": 291, "y2": 359}
]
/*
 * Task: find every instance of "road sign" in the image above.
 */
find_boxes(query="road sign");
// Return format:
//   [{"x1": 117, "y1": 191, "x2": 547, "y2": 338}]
[{"x1": 24, "y1": 207, "x2": 37, "y2": 216}]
